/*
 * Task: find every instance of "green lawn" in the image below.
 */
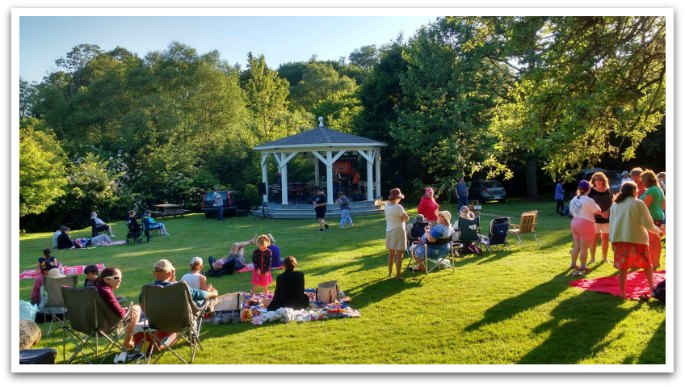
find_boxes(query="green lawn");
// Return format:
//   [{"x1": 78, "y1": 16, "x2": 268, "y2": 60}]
[{"x1": 18, "y1": 198, "x2": 667, "y2": 365}]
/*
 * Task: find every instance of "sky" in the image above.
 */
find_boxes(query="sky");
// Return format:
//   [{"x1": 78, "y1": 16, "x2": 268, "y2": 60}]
[{"x1": 19, "y1": 15, "x2": 438, "y2": 83}]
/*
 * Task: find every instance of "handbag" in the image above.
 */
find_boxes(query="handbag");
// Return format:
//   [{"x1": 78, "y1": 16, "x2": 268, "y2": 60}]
[
  {"x1": 316, "y1": 280, "x2": 339, "y2": 303},
  {"x1": 214, "y1": 292, "x2": 245, "y2": 312}
]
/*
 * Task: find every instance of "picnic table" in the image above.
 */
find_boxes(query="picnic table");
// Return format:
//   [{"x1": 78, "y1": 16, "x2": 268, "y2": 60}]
[{"x1": 151, "y1": 203, "x2": 190, "y2": 218}]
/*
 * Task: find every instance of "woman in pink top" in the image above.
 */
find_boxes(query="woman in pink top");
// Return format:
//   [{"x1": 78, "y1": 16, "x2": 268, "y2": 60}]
[
  {"x1": 568, "y1": 180, "x2": 603, "y2": 274},
  {"x1": 417, "y1": 187, "x2": 439, "y2": 225}
]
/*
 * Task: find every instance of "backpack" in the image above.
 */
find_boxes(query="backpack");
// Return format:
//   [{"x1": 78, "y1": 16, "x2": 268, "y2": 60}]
[
  {"x1": 652, "y1": 280, "x2": 665, "y2": 302},
  {"x1": 316, "y1": 280, "x2": 339, "y2": 303}
]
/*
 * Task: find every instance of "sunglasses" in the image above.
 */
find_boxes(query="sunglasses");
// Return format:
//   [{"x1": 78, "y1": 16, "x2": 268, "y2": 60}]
[{"x1": 105, "y1": 276, "x2": 122, "y2": 281}]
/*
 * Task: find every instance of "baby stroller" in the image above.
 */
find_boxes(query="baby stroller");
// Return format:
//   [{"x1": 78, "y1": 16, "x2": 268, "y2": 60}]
[
  {"x1": 126, "y1": 216, "x2": 144, "y2": 244},
  {"x1": 488, "y1": 217, "x2": 511, "y2": 251}
]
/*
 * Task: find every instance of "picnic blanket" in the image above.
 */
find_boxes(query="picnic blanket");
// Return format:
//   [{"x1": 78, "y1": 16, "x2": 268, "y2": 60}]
[
  {"x1": 241, "y1": 288, "x2": 359, "y2": 325},
  {"x1": 20, "y1": 263, "x2": 106, "y2": 280},
  {"x1": 235, "y1": 263, "x2": 284, "y2": 273},
  {"x1": 569, "y1": 270, "x2": 666, "y2": 300}
]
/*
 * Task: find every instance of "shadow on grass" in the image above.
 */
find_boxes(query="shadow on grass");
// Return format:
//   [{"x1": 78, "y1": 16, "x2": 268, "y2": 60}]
[
  {"x1": 343, "y1": 276, "x2": 423, "y2": 309},
  {"x1": 464, "y1": 270, "x2": 574, "y2": 332},
  {"x1": 632, "y1": 318, "x2": 666, "y2": 364},
  {"x1": 518, "y1": 291, "x2": 643, "y2": 364}
]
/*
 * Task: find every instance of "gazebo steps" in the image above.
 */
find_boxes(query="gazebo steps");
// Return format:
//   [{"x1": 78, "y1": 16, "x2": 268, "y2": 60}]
[{"x1": 250, "y1": 201, "x2": 384, "y2": 219}]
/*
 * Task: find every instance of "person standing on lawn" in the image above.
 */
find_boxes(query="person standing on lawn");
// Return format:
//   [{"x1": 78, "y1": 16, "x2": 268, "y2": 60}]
[
  {"x1": 336, "y1": 191, "x2": 353, "y2": 228},
  {"x1": 251, "y1": 235, "x2": 273, "y2": 296},
  {"x1": 609, "y1": 181, "x2": 663, "y2": 299},
  {"x1": 588, "y1": 172, "x2": 613, "y2": 264},
  {"x1": 568, "y1": 180, "x2": 603, "y2": 274},
  {"x1": 213, "y1": 187, "x2": 224, "y2": 221},
  {"x1": 417, "y1": 187, "x2": 439, "y2": 225},
  {"x1": 639, "y1": 170, "x2": 665, "y2": 269},
  {"x1": 313, "y1": 187, "x2": 329, "y2": 231},
  {"x1": 555, "y1": 180, "x2": 565, "y2": 216},
  {"x1": 455, "y1": 177, "x2": 469, "y2": 213},
  {"x1": 384, "y1": 188, "x2": 409, "y2": 280}
]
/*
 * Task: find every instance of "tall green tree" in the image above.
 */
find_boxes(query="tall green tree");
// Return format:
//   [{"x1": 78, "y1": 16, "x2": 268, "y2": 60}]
[
  {"x1": 19, "y1": 118, "x2": 68, "y2": 217},
  {"x1": 486, "y1": 16, "x2": 666, "y2": 188}
]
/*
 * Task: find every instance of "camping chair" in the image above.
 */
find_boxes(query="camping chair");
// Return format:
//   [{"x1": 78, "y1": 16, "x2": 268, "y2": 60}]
[
  {"x1": 455, "y1": 216, "x2": 489, "y2": 254},
  {"x1": 141, "y1": 215, "x2": 160, "y2": 241},
  {"x1": 90, "y1": 218, "x2": 108, "y2": 238},
  {"x1": 39, "y1": 274, "x2": 78, "y2": 337},
  {"x1": 61, "y1": 286, "x2": 132, "y2": 364},
  {"x1": 509, "y1": 211, "x2": 540, "y2": 246},
  {"x1": 488, "y1": 217, "x2": 512, "y2": 251},
  {"x1": 407, "y1": 230, "x2": 457, "y2": 273},
  {"x1": 126, "y1": 217, "x2": 144, "y2": 245},
  {"x1": 139, "y1": 282, "x2": 207, "y2": 364},
  {"x1": 408, "y1": 221, "x2": 430, "y2": 246}
]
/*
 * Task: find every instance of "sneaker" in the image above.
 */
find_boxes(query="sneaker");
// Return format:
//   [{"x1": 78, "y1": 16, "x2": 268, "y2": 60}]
[
  {"x1": 320, "y1": 228, "x2": 324, "y2": 232},
  {"x1": 325, "y1": 224, "x2": 330, "y2": 230}
]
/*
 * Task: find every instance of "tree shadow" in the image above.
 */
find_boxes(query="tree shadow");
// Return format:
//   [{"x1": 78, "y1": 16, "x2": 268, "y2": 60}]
[
  {"x1": 518, "y1": 291, "x2": 644, "y2": 364},
  {"x1": 631, "y1": 317, "x2": 666, "y2": 364},
  {"x1": 464, "y1": 270, "x2": 574, "y2": 332},
  {"x1": 343, "y1": 276, "x2": 423, "y2": 309}
]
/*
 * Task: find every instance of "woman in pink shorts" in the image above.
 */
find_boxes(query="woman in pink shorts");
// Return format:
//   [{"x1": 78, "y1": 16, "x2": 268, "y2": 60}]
[{"x1": 568, "y1": 180, "x2": 603, "y2": 274}]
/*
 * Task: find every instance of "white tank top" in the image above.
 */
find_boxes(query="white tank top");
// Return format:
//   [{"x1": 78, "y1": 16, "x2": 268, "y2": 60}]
[{"x1": 181, "y1": 272, "x2": 202, "y2": 290}]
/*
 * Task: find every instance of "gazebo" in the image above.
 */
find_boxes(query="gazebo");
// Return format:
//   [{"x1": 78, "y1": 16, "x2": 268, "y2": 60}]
[{"x1": 254, "y1": 118, "x2": 386, "y2": 205}]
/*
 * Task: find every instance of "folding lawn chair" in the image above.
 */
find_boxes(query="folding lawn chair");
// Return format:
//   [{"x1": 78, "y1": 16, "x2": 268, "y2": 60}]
[
  {"x1": 61, "y1": 286, "x2": 132, "y2": 364},
  {"x1": 141, "y1": 215, "x2": 161, "y2": 241},
  {"x1": 509, "y1": 211, "x2": 540, "y2": 246},
  {"x1": 455, "y1": 216, "x2": 489, "y2": 254},
  {"x1": 488, "y1": 217, "x2": 512, "y2": 251},
  {"x1": 139, "y1": 282, "x2": 207, "y2": 364},
  {"x1": 39, "y1": 274, "x2": 78, "y2": 337},
  {"x1": 407, "y1": 230, "x2": 457, "y2": 273}
]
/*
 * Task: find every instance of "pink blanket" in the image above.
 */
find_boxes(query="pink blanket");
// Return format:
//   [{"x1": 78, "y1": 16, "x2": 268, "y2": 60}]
[
  {"x1": 20, "y1": 263, "x2": 106, "y2": 280},
  {"x1": 569, "y1": 270, "x2": 666, "y2": 300}
]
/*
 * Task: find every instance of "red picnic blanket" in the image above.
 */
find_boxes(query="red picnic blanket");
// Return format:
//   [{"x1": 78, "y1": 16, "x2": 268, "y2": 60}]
[
  {"x1": 20, "y1": 263, "x2": 106, "y2": 280},
  {"x1": 569, "y1": 270, "x2": 665, "y2": 300}
]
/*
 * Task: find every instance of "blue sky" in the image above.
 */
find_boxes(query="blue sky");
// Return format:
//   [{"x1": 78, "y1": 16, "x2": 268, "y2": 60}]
[{"x1": 19, "y1": 15, "x2": 438, "y2": 83}]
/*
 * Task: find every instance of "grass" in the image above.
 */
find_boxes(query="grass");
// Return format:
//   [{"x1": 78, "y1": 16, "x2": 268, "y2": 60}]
[{"x1": 18, "y1": 198, "x2": 667, "y2": 365}]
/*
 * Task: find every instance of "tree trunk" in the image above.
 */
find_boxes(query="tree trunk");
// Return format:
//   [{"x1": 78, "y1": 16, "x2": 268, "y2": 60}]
[{"x1": 526, "y1": 156, "x2": 539, "y2": 201}]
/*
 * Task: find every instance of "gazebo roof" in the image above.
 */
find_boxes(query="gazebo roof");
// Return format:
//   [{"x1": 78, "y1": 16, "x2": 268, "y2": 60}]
[{"x1": 254, "y1": 126, "x2": 386, "y2": 151}]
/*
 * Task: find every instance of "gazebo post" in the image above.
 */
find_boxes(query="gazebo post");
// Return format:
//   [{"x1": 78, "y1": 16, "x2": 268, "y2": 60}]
[
  {"x1": 375, "y1": 150, "x2": 381, "y2": 200},
  {"x1": 366, "y1": 153, "x2": 374, "y2": 202},
  {"x1": 261, "y1": 154, "x2": 269, "y2": 203},
  {"x1": 326, "y1": 151, "x2": 334, "y2": 204},
  {"x1": 314, "y1": 158, "x2": 320, "y2": 186}
]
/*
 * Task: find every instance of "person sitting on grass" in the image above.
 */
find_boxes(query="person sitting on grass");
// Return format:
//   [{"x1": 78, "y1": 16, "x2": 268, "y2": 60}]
[
  {"x1": 56, "y1": 227, "x2": 113, "y2": 249},
  {"x1": 267, "y1": 256, "x2": 310, "y2": 311},
  {"x1": 95, "y1": 267, "x2": 141, "y2": 350},
  {"x1": 208, "y1": 234, "x2": 257, "y2": 275}
]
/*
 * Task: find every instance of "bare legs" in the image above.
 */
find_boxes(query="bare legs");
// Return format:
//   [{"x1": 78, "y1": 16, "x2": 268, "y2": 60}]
[
  {"x1": 618, "y1": 265, "x2": 654, "y2": 299},
  {"x1": 590, "y1": 232, "x2": 610, "y2": 263},
  {"x1": 123, "y1": 304, "x2": 141, "y2": 350},
  {"x1": 387, "y1": 250, "x2": 404, "y2": 280},
  {"x1": 571, "y1": 239, "x2": 592, "y2": 271}
]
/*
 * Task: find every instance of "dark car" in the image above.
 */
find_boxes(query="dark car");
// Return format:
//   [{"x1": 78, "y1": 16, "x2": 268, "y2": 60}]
[
  {"x1": 469, "y1": 180, "x2": 507, "y2": 203},
  {"x1": 200, "y1": 190, "x2": 250, "y2": 218},
  {"x1": 577, "y1": 169, "x2": 622, "y2": 192}
]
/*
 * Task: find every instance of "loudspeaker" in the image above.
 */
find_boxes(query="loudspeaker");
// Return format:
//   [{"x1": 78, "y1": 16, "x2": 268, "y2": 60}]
[{"x1": 258, "y1": 183, "x2": 267, "y2": 195}]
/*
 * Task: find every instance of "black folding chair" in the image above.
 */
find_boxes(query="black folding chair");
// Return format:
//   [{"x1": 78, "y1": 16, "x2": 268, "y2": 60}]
[
  {"x1": 61, "y1": 287, "x2": 132, "y2": 364},
  {"x1": 39, "y1": 275, "x2": 78, "y2": 337}
]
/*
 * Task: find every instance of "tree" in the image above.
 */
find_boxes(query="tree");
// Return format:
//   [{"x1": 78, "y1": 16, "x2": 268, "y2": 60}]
[
  {"x1": 19, "y1": 118, "x2": 68, "y2": 217},
  {"x1": 349, "y1": 44, "x2": 380, "y2": 70},
  {"x1": 486, "y1": 16, "x2": 666, "y2": 188}
]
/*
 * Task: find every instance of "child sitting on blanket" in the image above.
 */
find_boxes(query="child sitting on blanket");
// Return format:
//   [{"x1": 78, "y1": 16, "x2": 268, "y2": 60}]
[
  {"x1": 30, "y1": 248, "x2": 60, "y2": 305},
  {"x1": 83, "y1": 264, "x2": 99, "y2": 287},
  {"x1": 251, "y1": 235, "x2": 273, "y2": 296}
]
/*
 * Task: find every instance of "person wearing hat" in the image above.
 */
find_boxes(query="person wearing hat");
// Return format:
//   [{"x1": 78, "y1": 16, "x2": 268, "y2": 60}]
[
  {"x1": 149, "y1": 259, "x2": 218, "y2": 307},
  {"x1": 408, "y1": 210, "x2": 454, "y2": 272},
  {"x1": 568, "y1": 180, "x2": 603, "y2": 275},
  {"x1": 313, "y1": 187, "x2": 329, "y2": 231},
  {"x1": 620, "y1": 170, "x2": 632, "y2": 186},
  {"x1": 384, "y1": 188, "x2": 409, "y2": 280},
  {"x1": 180, "y1": 257, "x2": 219, "y2": 313},
  {"x1": 406, "y1": 214, "x2": 429, "y2": 243},
  {"x1": 417, "y1": 187, "x2": 439, "y2": 225}
]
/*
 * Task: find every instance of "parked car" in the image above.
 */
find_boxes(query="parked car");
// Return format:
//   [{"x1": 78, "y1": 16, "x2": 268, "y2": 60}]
[
  {"x1": 468, "y1": 180, "x2": 507, "y2": 203},
  {"x1": 200, "y1": 190, "x2": 250, "y2": 218},
  {"x1": 577, "y1": 169, "x2": 622, "y2": 192}
]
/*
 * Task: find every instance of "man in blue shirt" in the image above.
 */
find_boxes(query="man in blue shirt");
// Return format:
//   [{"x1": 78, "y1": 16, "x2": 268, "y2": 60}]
[{"x1": 456, "y1": 177, "x2": 468, "y2": 211}]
